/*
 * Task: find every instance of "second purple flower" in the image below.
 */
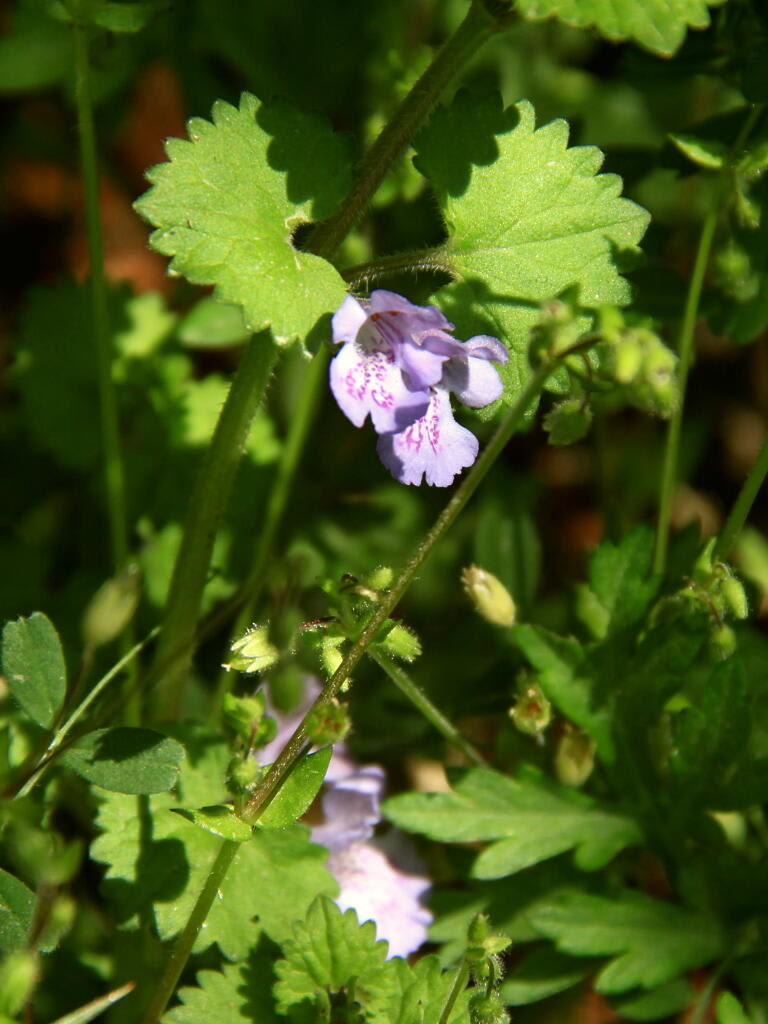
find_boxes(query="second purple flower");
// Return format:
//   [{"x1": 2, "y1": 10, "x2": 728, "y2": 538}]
[{"x1": 329, "y1": 290, "x2": 508, "y2": 487}]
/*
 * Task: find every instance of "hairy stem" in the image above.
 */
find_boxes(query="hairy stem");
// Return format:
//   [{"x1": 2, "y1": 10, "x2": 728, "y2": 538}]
[
  {"x1": 72, "y1": 12, "x2": 128, "y2": 574},
  {"x1": 437, "y1": 961, "x2": 471, "y2": 1024},
  {"x1": 307, "y1": 0, "x2": 507, "y2": 258},
  {"x1": 716, "y1": 427, "x2": 768, "y2": 560},
  {"x1": 368, "y1": 649, "x2": 487, "y2": 767},
  {"x1": 150, "y1": 335, "x2": 278, "y2": 718},
  {"x1": 654, "y1": 105, "x2": 762, "y2": 574},
  {"x1": 243, "y1": 360, "x2": 555, "y2": 822},
  {"x1": 342, "y1": 247, "x2": 455, "y2": 289},
  {"x1": 139, "y1": 840, "x2": 240, "y2": 1024}
]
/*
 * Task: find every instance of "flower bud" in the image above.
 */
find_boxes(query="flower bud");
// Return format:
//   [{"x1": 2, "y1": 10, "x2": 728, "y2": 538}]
[
  {"x1": 721, "y1": 575, "x2": 749, "y2": 620},
  {"x1": 469, "y1": 991, "x2": 508, "y2": 1024},
  {"x1": 223, "y1": 625, "x2": 279, "y2": 674},
  {"x1": 81, "y1": 564, "x2": 141, "y2": 648},
  {"x1": 222, "y1": 692, "x2": 267, "y2": 741},
  {"x1": 320, "y1": 642, "x2": 344, "y2": 679},
  {"x1": 528, "y1": 299, "x2": 582, "y2": 364},
  {"x1": 305, "y1": 698, "x2": 351, "y2": 746},
  {"x1": 377, "y1": 622, "x2": 421, "y2": 662},
  {"x1": 554, "y1": 727, "x2": 596, "y2": 788},
  {"x1": 543, "y1": 399, "x2": 592, "y2": 445},
  {"x1": 509, "y1": 682, "x2": 551, "y2": 737},
  {"x1": 709, "y1": 623, "x2": 737, "y2": 660},
  {"x1": 612, "y1": 340, "x2": 643, "y2": 384},
  {"x1": 462, "y1": 567, "x2": 516, "y2": 627},
  {"x1": 226, "y1": 754, "x2": 262, "y2": 795}
]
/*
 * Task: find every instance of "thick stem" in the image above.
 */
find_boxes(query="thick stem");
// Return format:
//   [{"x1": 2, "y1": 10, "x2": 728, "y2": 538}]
[
  {"x1": 243, "y1": 360, "x2": 554, "y2": 821},
  {"x1": 368, "y1": 650, "x2": 487, "y2": 767},
  {"x1": 139, "y1": 839, "x2": 240, "y2": 1024},
  {"x1": 72, "y1": 14, "x2": 128, "y2": 573},
  {"x1": 150, "y1": 335, "x2": 278, "y2": 718},
  {"x1": 342, "y1": 247, "x2": 455, "y2": 288},
  {"x1": 437, "y1": 961, "x2": 471, "y2": 1024},
  {"x1": 653, "y1": 105, "x2": 762, "y2": 574},
  {"x1": 307, "y1": 1, "x2": 506, "y2": 259},
  {"x1": 715, "y1": 428, "x2": 768, "y2": 561}
]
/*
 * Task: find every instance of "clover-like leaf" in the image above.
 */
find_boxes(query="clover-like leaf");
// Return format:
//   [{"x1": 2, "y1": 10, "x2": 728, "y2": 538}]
[
  {"x1": 2, "y1": 612, "x2": 66, "y2": 729},
  {"x1": 384, "y1": 768, "x2": 641, "y2": 879},
  {"x1": 135, "y1": 93, "x2": 350, "y2": 345},
  {"x1": 528, "y1": 890, "x2": 725, "y2": 994},
  {"x1": 515, "y1": 0, "x2": 724, "y2": 56}
]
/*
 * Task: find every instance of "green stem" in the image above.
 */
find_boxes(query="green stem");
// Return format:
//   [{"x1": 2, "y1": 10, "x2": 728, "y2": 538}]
[
  {"x1": 150, "y1": 335, "x2": 278, "y2": 718},
  {"x1": 139, "y1": 839, "x2": 239, "y2": 1024},
  {"x1": 437, "y1": 961, "x2": 471, "y2": 1024},
  {"x1": 368, "y1": 649, "x2": 487, "y2": 767},
  {"x1": 307, "y1": 1, "x2": 507, "y2": 259},
  {"x1": 243, "y1": 360, "x2": 555, "y2": 821},
  {"x1": 13, "y1": 627, "x2": 159, "y2": 799},
  {"x1": 341, "y1": 247, "x2": 455, "y2": 288},
  {"x1": 715, "y1": 428, "x2": 768, "y2": 561},
  {"x1": 653, "y1": 105, "x2": 762, "y2": 574},
  {"x1": 72, "y1": 11, "x2": 128, "y2": 573}
]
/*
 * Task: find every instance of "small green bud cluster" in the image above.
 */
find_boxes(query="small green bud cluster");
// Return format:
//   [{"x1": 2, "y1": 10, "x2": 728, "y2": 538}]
[
  {"x1": 222, "y1": 691, "x2": 277, "y2": 748},
  {"x1": 676, "y1": 540, "x2": 750, "y2": 659},
  {"x1": 305, "y1": 697, "x2": 351, "y2": 746},
  {"x1": 462, "y1": 566, "x2": 516, "y2": 627},
  {"x1": 528, "y1": 296, "x2": 584, "y2": 365},
  {"x1": 598, "y1": 312, "x2": 679, "y2": 419},
  {"x1": 223, "y1": 625, "x2": 280, "y2": 675},
  {"x1": 465, "y1": 914, "x2": 511, "y2": 1024},
  {"x1": 509, "y1": 678, "x2": 551, "y2": 738},
  {"x1": 554, "y1": 725, "x2": 596, "y2": 788}
]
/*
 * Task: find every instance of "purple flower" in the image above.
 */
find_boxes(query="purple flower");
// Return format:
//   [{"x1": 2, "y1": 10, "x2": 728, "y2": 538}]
[{"x1": 330, "y1": 290, "x2": 508, "y2": 487}]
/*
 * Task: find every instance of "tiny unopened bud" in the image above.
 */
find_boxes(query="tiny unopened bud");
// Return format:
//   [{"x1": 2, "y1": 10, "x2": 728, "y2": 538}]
[
  {"x1": 721, "y1": 575, "x2": 749, "y2": 620},
  {"x1": 366, "y1": 566, "x2": 394, "y2": 591},
  {"x1": 305, "y1": 698, "x2": 350, "y2": 746},
  {"x1": 222, "y1": 692, "x2": 267, "y2": 741},
  {"x1": 555, "y1": 727, "x2": 596, "y2": 788},
  {"x1": 469, "y1": 991, "x2": 508, "y2": 1024},
  {"x1": 543, "y1": 399, "x2": 592, "y2": 445},
  {"x1": 509, "y1": 683, "x2": 551, "y2": 737},
  {"x1": 226, "y1": 755, "x2": 262, "y2": 795},
  {"x1": 710, "y1": 623, "x2": 737, "y2": 660},
  {"x1": 612, "y1": 341, "x2": 643, "y2": 384},
  {"x1": 468, "y1": 913, "x2": 490, "y2": 947},
  {"x1": 223, "y1": 625, "x2": 279, "y2": 674},
  {"x1": 462, "y1": 567, "x2": 516, "y2": 627},
  {"x1": 320, "y1": 642, "x2": 344, "y2": 679},
  {"x1": 81, "y1": 564, "x2": 141, "y2": 648},
  {"x1": 378, "y1": 622, "x2": 421, "y2": 662}
]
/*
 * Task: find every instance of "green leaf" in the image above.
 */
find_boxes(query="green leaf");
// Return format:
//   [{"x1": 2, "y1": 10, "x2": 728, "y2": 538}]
[
  {"x1": 670, "y1": 133, "x2": 726, "y2": 170},
  {"x1": 162, "y1": 943, "x2": 279, "y2": 1024},
  {"x1": 717, "y1": 991, "x2": 755, "y2": 1024},
  {"x1": 91, "y1": 729, "x2": 336, "y2": 959},
  {"x1": 417, "y1": 94, "x2": 647, "y2": 406},
  {"x1": 274, "y1": 896, "x2": 388, "y2": 1014},
  {"x1": 2, "y1": 612, "x2": 66, "y2": 729},
  {"x1": 515, "y1": 0, "x2": 724, "y2": 56},
  {"x1": 258, "y1": 747, "x2": 332, "y2": 828},
  {"x1": 0, "y1": 869, "x2": 34, "y2": 953},
  {"x1": 585, "y1": 526, "x2": 660, "y2": 637},
  {"x1": 612, "y1": 978, "x2": 694, "y2": 1022},
  {"x1": 528, "y1": 890, "x2": 725, "y2": 994},
  {"x1": 60, "y1": 728, "x2": 185, "y2": 794},
  {"x1": 178, "y1": 297, "x2": 250, "y2": 349},
  {"x1": 511, "y1": 625, "x2": 614, "y2": 760},
  {"x1": 48, "y1": 982, "x2": 136, "y2": 1024},
  {"x1": 474, "y1": 500, "x2": 541, "y2": 611},
  {"x1": 55, "y1": 0, "x2": 163, "y2": 33},
  {"x1": 501, "y1": 946, "x2": 593, "y2": 1005},
  {"x1": 0, "y1": 8, "x2": 71, "y2": 93},
  {"x1": 135, "y1": 93, "x2": 351, "y2": 345},
  {"x1": 383, "y1": 768, "x2": 641, "y2": 879},
  {"x1": 364, "y1": 955, "x2": 472, "y2": 1024},
  {"x1": 171, "y1": 805, "x2": 253, "y2": 842}
]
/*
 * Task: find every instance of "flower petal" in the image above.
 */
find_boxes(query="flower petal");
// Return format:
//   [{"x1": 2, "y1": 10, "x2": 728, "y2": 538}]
[
  {"x1": 331, "y1": 295, "x2": 368, "y2": 344},
  {"x1": 377, "y1": 388, "x2": 479, "y2": 487},
  {"x1": 369, "y1": 290, "x2": 453, "y2": 332},
  {"x1": 311, "y1": 766, "x2": 386, "y2": 854},
  {"x1": 330, "y1": 339, "x2": 431, "y2": 433},
  {"x1": 465, "y1": 335, "x2": 509, "y2": 364},
  {"x1": 442, "y1": 354, "x2": 504, "y2": 408}
]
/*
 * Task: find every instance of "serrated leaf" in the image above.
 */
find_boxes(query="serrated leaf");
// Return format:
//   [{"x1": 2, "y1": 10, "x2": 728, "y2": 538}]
[
  {"x1": 162, "y1": 943, "x2": 279, "y2": 1024},
  {"x1": 135, "y1": 93, "x2": 350, "y2": 345},
  {"x1": 383, "y1": 768, "x2": 641, "y2": 879},
  {"x1": 585, "y1": 526, "x2": 660, "y2": 637},
  {"x1": 511, "y1": 625, "x2": 615, "y2": 760},
  {"x1": 171, "y1": 805, "x2": 253, "y2": 842},
  {"x1": 90, "y1": 727, "x2": 335, "y2": 959},
  {"x1": 364, "y1": 954, "x2": 471, "y2": 1024},
  {"x1": 258, "y1": 747, "x2": 331, "y2": 828},
  {"x1": 60, "y1": 728, "x2": 185, "y2": 794},
  {"x1": 417, "y1": 94, "x2": 647, "y2": 406},
  {"x1": 501, "y1": 946, "x2": 593, "y2": 1005},
  {"x1": 2, "y1": 612, "x2": 66, "y2": 729},
  {"x1": 528, "y1": 890, "x2": 724, "y2": 994},
  {"x1": 515, "y1": 0, "x2": 724, "y2": 55},
  {"x1": 274, "y1": 896, "x2": 388, "y2": 1014},
  {"x1": 0, "y1": 869, "x2": 34, "y2": 953}
]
